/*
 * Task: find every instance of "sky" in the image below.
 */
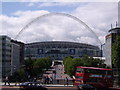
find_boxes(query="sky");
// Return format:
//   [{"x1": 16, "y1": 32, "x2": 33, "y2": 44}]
[{"x1": 0, "y1": 1, "x2": 118, "y2": 46}]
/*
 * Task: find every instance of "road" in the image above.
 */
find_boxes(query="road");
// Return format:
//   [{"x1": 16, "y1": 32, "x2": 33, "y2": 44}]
[
  {"x1": 1, "y1": 86, "x2": 120, "y2": 90},
  {"x1": 1, "y1": 86, "x2": 77, "y2": 90}
]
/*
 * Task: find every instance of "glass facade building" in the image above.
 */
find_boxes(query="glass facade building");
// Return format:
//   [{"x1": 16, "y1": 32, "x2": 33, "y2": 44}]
[{"x1": 25, "y1": 41, "x2": 101, "y2": 60}]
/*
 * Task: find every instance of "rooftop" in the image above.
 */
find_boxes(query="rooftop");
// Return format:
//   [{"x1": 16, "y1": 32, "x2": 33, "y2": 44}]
[{"x1": 108, "y1": 27, "x2": 120, "y2": 33}]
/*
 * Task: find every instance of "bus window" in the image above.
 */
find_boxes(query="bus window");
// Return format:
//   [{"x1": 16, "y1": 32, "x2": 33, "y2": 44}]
[
  {"x1": 76, "y1": 68, "x2": 84, "y2": 73},
  {"x1": 75, "y1": 76, "x2": 83, "y2": 79},
  {"x1": 85, "y1": 69, "x2": 106, "y2": 74},
  {"x1": 107, "y1": 70, "x2": 113, "y2": 74},
  {"x1": 88, "y1": 78, "x2": 102, "y2": 83}
]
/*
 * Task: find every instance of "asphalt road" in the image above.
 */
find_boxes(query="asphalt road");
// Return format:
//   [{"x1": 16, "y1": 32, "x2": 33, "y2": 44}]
[
  {"x1": 1, "y1": 86, "x2": 77, "y2": 90},
  {"x1": 1, "y1": 86, "x2": 120, "y2": 90}
]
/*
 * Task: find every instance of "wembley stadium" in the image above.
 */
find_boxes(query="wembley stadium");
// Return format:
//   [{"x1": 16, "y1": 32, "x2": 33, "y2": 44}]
[{"x1": 25, "y1": 41, "x2": 101, "y2": 60}]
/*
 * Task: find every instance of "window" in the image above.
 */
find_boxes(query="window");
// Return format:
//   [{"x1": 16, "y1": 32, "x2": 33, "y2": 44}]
[
  {"x1": 38, "y1": 49, "x2": 43, "y2": 54},
  {"x1": 70, "y1": 49, "x2": 75, "y2": 55},
  {"x1": 76, "y1": 68, "x2": 84, "y2": 73},
  {"x1": 75, "y1": 76, "x2": 83, "y2": 79},
  {"x1": 85, "y1": 69, "x2": 106, "y2": 74},
  {"x1": 88, "y1": 78, "x2": 102, "y2": 82}
]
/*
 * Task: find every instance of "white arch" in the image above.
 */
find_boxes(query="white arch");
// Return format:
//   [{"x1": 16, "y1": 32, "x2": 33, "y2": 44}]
[{"x1": 15, "y1": 12, "x2": 102, "y2": 45}]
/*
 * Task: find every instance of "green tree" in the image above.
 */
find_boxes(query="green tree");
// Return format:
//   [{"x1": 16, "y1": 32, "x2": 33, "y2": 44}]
[
  {"x1": 34, "y1": 58, "x2": 46, "y2": 74},
  {"x1": 63, "y1": 56, "x2": 73, "y2": 75},
  {"x1": 63, "y1": 57, "x2": 84, "y2": 76},
  {"x1": 24, "y1": 57, "x2": 35, "y2": 77},
  {"x1": 33, "y1": 57, "x2": 52, "y2": 75},
  {"x1": 81, "y1": 56, "x2": 106, "y2": 68},
  {"x1": 112, "y1": 36, "x2": 120, "y2": 68},
  {"x1": 13, "y1": 69, "x2": 25, "y2": 82},
  {"x1": 63, "y1": 56, "x2": 107, "y2": 76},
  {"x1": 24, "y1": 57, "x2": 34, "y2": 70},
  {"x1": 69, "y1": 58, "x2": 83, "y2": 76}
]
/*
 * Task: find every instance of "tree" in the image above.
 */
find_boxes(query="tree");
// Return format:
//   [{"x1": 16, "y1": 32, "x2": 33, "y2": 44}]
[
  {"x1": 81, "y1": 56, "x2": 106, "y2": 68},
  {"x1": 112, "y1": 36, "x2": 120, "y2": 68},
  {"x1": 21, "y1": 57, "x2": 52, "y2": 79},
  {"x1": 63, "y1": 56, "x2": 107, "y2": 76},
  {"x1": 24, "y1": 57, "x2": 35, "y2": 78},
  {"x1": 33, "y1": 57, "x2": 52, "y2": 76},
  {"x1": 63, "y1": 56, "x2": 73, "y2": 75},
  {"x1": 13, "y1": 69, "x2": 25, "y2": 82}
]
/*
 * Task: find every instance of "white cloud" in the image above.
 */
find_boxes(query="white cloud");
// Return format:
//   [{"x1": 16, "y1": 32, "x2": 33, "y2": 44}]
[
  {"x1": 73, "y1": 2, "x2": 118, "y2": 44},
  {"x1": 38, "y1": 2, "x2": 79, "y2": 7},
  {"x1": 9, "y1": 0, "x2": 119, "y2": 2},
  {"x1": 1, "y1": 10, "x2": 49, "y2": 39},
  {"x1": 1, "y1": 2, "x2": 118, "y2": 47},
  {"x1": 28, "y1": 3, "x2": 35, "y2": 7},
  {"x1": 27, "y1": 2, "x2": 80, "y2": 8}
]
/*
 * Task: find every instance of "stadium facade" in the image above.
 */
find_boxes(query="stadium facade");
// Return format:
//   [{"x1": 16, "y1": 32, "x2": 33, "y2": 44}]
[{"x1": 25, "y1": 41, "x2": 101, "y2": 60}]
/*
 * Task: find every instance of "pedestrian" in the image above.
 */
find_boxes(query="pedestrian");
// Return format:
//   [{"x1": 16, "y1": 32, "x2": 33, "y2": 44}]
[
  {"x1": 41, "y1": 77, "x2": 44, "y2": 84},
  {"x1": 33, "y1": 77, "x2": 37, "y2": 82},
  {"x1": 15, "y1": 76, "x2": 20, "y2": 86},
  {"x1": 66, "y1": 77, "x2": 69, "y2": 86},
  {"x1": 46, "y1": 76, "x2": 49, "y2": 84},
  {"x1": 4, "y1": 76, "x2": 10, "y2": 86},
  {"x1": 28, "y1": 75, "x2": 31, "y2": 82},
  {"x1": 44, "y1": 76, "x2": 47, "y2": 84},
  {"x1": 57, "y1": 79, "x2": 59, "y2": 84},
  {"x1": 49, "y1": 77, "x2": 53, "y2": 84},
  {"x1": 72, "y1": 76, "x2": 75, "y2": 86}
]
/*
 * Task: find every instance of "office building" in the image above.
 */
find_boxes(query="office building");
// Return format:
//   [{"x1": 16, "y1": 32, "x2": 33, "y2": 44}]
[
  {"x1": 0, "y1": 35, "x2": 24, "y2": 77},
  {"x1": 0, "y1": 36, "x2": 11, "y2": 77}
]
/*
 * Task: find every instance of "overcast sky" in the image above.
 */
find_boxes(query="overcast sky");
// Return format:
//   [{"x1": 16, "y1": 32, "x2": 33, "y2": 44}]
[{"x1": 1, "y1": 2, "x2": 118, "y2": 46}]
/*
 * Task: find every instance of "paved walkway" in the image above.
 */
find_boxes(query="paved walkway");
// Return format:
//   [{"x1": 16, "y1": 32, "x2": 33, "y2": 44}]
[
  {"x1": 53, "y1": 64, "x2": 72, "y2": 80},
  {"x1": 1, "y1": 82, "x2": 74, "y2": 87}
]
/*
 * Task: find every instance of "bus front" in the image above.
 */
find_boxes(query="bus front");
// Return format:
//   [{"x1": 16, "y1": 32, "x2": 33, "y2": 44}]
[{"x1": 74, "y1": 67, "x2": 84, "y2": 86}]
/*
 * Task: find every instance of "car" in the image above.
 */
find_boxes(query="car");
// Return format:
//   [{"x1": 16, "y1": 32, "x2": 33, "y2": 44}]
[
  {"x1": 20, "y1": 82, "x2": 47, "y2": 90},
  {"x1": 77, "y1": 84, "x2": 95, "y2": 90}
]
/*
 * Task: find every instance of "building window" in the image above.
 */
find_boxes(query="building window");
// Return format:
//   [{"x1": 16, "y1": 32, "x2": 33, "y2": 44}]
[
  {"x1": 70, "y1": 49, "x2": 75, "y2": 55},
  {"x1": 38, "y1": 49, "x2": 43, "y2": 54}
]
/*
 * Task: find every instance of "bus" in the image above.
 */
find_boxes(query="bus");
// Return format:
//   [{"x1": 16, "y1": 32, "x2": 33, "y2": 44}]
[{"x1": 74, "y1": 66, "x2": 113, "y2": 89}]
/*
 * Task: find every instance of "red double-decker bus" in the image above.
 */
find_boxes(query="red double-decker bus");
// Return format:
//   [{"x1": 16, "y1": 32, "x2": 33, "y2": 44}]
[{"x1": 74, "y1": 66, "x2": 113, "y2": 89}]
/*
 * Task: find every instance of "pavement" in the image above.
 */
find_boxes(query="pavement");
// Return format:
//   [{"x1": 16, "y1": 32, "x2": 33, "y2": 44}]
[
  {"x1": 52, "y1": 64, "x2": 72, "y2": 80},
  {"x1": 0, "y1": 83, "x2": 75, "y2": 90},
  {"x1": 1, "y1": 83, "x2": 120, "y2": 90},
  {"x1": 1, "y1": 82, "x2": 74, "y2": 87}
]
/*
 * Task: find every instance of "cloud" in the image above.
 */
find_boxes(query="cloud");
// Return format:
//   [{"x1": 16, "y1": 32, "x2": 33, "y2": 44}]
[
  {"x1": 14, "y1": 0, "x2": 119, "y2": 2},
  {"x1": 27, "y1": 2, "x2": 80, "y2": 8},
  {"x1": 73, "y1": 2, "x2": 118, "y2": 43},
  {"x1": 28, "y1": 3, "x2": 35, "y2": 7},
  {"x1": 1, "y1": 10, "x2": 49, "y2": 39},
  {"x1": 1, "y1": 2, "x2": 118, "y2": 46},
  {"x1": 38, "y1": 2, "x2": 80, "y2": 7}
]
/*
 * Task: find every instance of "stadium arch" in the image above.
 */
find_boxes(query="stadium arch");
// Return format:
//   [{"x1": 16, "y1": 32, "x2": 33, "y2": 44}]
[{"x1": 15, "y1": 12, "x2": 102, "y2": 45}]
